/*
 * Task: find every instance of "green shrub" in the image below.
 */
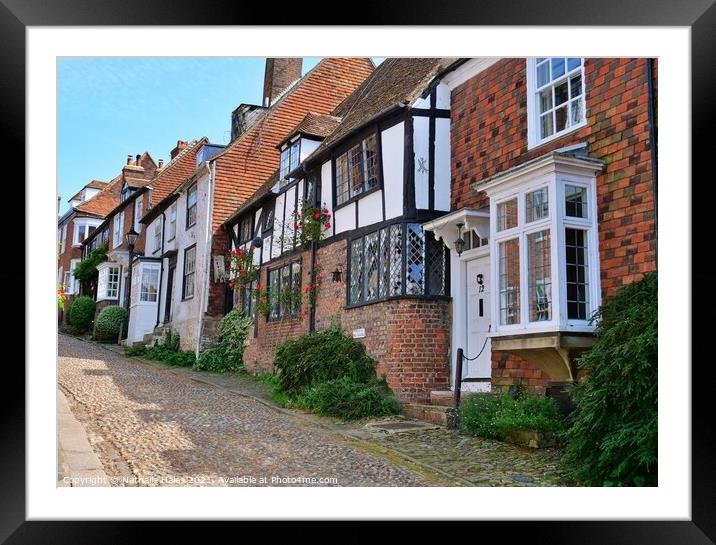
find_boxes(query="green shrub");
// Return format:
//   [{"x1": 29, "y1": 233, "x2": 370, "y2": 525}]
[
  {"x1": 93, "y1": 305, "x2": 128, "y2": 342},
  {"x1": 72, "y1": 247, "x2": 108, "y2": 283},
  {"x1": 460, "y1": 391, "x2": 565, "y2": 441},
  {"x1": 124, "y1": 344, "x2": 147, "y2": 357},
  {"x1": 296, "y1": 376, "x2": 399, "y2": 419},
  {"x1": 274, "y1": 325, "x2": 376, "y2": 396},
  {"x1": 164, "y1": 350, "x2": 197, "y2": 367},
  {"x1": 563, "y1": 272, "x2": 657, "y2": 487},
  {"x1": 217, "y1": 309, "x2": 252, "y2": 368},
  {"x1": 68, "y1": 296, "x2": 96, "y2": 331},
  {"x1": 195, "y1": 346, "x2": 231, "y2": 373}
]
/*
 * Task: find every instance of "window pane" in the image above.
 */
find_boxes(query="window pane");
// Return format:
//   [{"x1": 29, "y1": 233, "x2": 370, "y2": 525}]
[
  {"x1": 551, "y1": 57, "x2": 565, "y2": 79},
  {"x1": 499, "y1": 238, "x2": 520, "y2": 325},
  {"x1": 349, "y1": 238, "x2": 363, "y2": 304},
  {"x1": 526, "y1": 187, "x2": 549, "y2": 223},
  {"x1": 405, "y1": 224, "x2": 425, "y2": 295},
  {"x1": 291, "y1": 262, "x2": 301, "y2": 314},
  {"x1": 289, "y1": 141, "x2": 300, "y2": 172},
  {"x1": 280, "y1": 148, "x2": 290, "y2": 180},
  {"x1": 570, "y1": 97, "x2": 584, "y2": 126},
  {"x1": 279, "y1": 265, "x2": 291, "y2": 317},
  {"x1": 570, "y1": 74, "x2": 582, "y2": 98},
  {"x1": 565, "y1": 184, "x2": 588, "y2": 218},
  {"x1": 389, "y1": 224, "x2": 403, "y2": 296},
  {"x1": 335, "y1": 154, "x2": 349, "y2": 205},
  {"x1": 539, "y1": 89, "x2": 552, "y2": 113},
  {"x1": 269, "y1": 269, "x2": 279, "y2": 319},
  {"x1": 537, "y1": 61, "x2": 550, "y2": 87},
  {"x1": 497, "y1": 198, "x2": 518, "y2": 231},
  {"x1": 379, "y1": 228, "x2": 390, "y2": 298},
  {"x1": 567, "y1": 57, "x2": 581, "y2": 71},
  {"x1": 554, "y1": 80, "x2": 569, "y2": 106},
  {"x1": 349, "y1": 144, "x2": 364, "y2": 198},
  {"x1": 540, "y1": 113, "x2": 554, "y2": 139},
  {"x1": 555, "y1": 105, "x2": 568, "y2": 132},
  {"x1": 528, "y1": 230, "x2": 552, "y2": 321},
  {"x1": 565, "y1": 228, "x2": 589, "y2": 319},
  {"x1": 365, "y1": 232, "x2": 379, "y2": 301},
  {"x1": 426, "y1": 231, "x2": 446, "y2": 296},
  {"x1": 363, "y1": 134, "x2": 379, "y2": 189},
  {"x1": 140, "y1": 266, "x2": 159, "y2": 302}
]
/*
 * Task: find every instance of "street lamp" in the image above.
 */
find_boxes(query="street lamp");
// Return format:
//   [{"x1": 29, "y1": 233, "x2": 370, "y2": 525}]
[
  {"x1": 454, "y1": 223, "x2": 465, "y2": 256},
  {"x1": 124, "y1": 228, "x2": 139, "y2": 341}
]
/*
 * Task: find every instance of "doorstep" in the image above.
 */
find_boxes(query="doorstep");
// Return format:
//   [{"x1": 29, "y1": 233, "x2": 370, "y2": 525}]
[{"x1": 401, "y1": 404, "x2": 452, "y2": 427}]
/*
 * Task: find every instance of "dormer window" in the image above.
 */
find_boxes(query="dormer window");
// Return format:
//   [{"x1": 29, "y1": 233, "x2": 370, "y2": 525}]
[
  {"x1": 120, "y1": 185, "x2": 133, "y2": 202},
  {"x1": 335, "y1": 132, "x2": 379, "y2": 207},
  {"x1": 279, "y1": 139, "x2": 301, "y2": 189}
]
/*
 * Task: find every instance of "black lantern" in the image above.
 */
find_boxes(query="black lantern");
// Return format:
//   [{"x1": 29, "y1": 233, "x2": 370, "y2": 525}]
[
  {"x1": 331, "y1": 267, "x2": 343, "y2": 283},
  {"x1": 125, "y1": 228, "x2": 139, "y2": 248},
  {"x1": 454, "y1": 223, "x2": 465, "y2": 256}
]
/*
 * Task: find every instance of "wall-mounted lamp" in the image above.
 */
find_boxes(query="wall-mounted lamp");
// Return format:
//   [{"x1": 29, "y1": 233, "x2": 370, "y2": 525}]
[
  {"x1": 454, "y1": 223, "x2": 465, "y2": 256},
  {"x1": 331, "y1": 267, "x2": 343, "y2": 283}
]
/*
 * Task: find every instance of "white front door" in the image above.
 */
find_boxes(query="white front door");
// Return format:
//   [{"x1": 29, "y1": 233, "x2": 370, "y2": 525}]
[{"x1": 464, "y1": 255, "x2": 492, "y2": 379}]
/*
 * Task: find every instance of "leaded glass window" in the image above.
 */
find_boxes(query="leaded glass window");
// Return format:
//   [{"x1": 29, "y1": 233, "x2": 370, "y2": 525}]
[
  {"x1": 348, "y1": 223, "x2": 448, "y2": 306},
  {"x1": 334, "y1": 131, "x2": 381, "y2": 206},
  {"x1": 499, "y1": 238, "x2": 520, "y2": 325},
  {"x1": 527, "y1": 230, "x2": 552, "y2": 321},
  {"x1": 497, "y1": 198, "x2": 518, "y2": 231},
  {"x1": 267, "y1": 259, "x2": 302, "y2": 320},
  {"x1": 565, "y1": 184, "x2": 588, "y2": 218},
  {"x1": 526, "y1": 187, "x2": 549, "y2": 223},
  {"x1": 565, "y1": 228, "x2": 589, "y2": 319}
]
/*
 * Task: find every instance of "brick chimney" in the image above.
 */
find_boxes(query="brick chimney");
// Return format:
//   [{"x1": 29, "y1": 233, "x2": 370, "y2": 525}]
[
  {"x1": 263, "y1": 58, "x2": 303, "y2": 107},
  {"x1": 170, "y1": 140, "x2": 188, "y2": 160},
  {"x1": 158, "y1": 159, "x2": 164, "y2": 169}
]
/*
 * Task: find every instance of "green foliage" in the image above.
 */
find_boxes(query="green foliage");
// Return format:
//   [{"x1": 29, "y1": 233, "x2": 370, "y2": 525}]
[
  {"x1": 296, "y1": 376, "x2": 399, "y2": 419},
  {"x1": 194, "y1": 310, "x2": 251, "y2": 373},
  {"x1": 93, "y1": 305, "x2": 127, "y2": 342},
  {"x1": 271, "y1": 326, "x2": 397, "y2": 420},
  {"x1": 563, "y1": 273, "x2": 658, "y2": 487},
  {"x1": 68, "y1": 296, "x2": 96, "y2": 331},
  {"x1": 273, "y1": 325, "x2": 375, "y2": 396},
  {"x1": 124, "y1": 329, "x2": 195, "y2": 367},
  {"x1": 72, "y1": 247, "x2": 108, "y2": 282},
  {"x1": 460, "y1": 391, "x2": 566, "y2": 441}
]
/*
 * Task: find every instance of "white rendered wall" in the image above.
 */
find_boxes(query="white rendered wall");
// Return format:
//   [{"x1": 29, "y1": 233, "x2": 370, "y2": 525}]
[
  {"x1": 357, "y1": 189, "x2": 383, "y2": 228},
  {"x1": 334, "y1": 202, "x2": 356, "y2": 234},
  {"x1": 381, "y1": 122, "x2": 404, "y2": 220},
  {"x1": 434, "y1": 117, "x2": 451, "y2": 211},
  {"x1": 413, "y1": 116, "x2": 430, "y2": 210}
]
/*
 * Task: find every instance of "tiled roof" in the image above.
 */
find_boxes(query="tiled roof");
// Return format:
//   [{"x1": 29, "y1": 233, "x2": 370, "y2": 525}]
[
  {"x1": 146, "y1": 137, "x2": 207, "y2": 207},
  {"x1": 212, "y1": 57, "x2": 374, "y2": 231},
  {"x1": 277, "y1": 113, "x2": 343, "y2": 148},
  {"x1": 311, "y1": 58, "x2": 458, "y2": 159},
  {"x1": 73, "y1": 173, "x2": 124, "y2": 217},
  {"x1": 225, "y1": 170, "x2": 279, "y2": 225},
  {"x1": 85, "y1": 180, "x2": 108, "y2": 189}
]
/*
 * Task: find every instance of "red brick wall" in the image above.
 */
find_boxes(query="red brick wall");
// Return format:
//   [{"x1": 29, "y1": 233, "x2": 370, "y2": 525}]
[
  {"x1": 241, "y1": 237, "x2": 451, "y2": 404},
  {"x1": 58, "y1": 216, "x2": 82, "y2": 280},
  {"x1": 451, "y1": 57, "x2": 657, "y2": 392}
]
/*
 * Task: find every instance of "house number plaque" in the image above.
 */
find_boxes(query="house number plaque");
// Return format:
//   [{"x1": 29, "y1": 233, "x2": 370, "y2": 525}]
[{"x1": 476, "y1": 273, "x2": 485, "y2": 293}]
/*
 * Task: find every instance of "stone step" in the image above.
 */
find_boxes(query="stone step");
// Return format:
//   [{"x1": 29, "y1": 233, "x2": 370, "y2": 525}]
[
  {"x1": 400, "y1": 404, "x2": 452, "y2": 427},
  {"x1": 429, "y1": 390, "x2": 455, "y2": 407}
]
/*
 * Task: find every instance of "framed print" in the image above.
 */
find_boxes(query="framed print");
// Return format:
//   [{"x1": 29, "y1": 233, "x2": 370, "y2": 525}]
[{"x1": 6, "y1": 0, "x2": 713, "y2": 541}]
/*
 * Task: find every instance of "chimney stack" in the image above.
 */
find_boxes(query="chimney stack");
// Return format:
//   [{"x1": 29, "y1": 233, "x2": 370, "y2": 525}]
[
  {"x1": 263, "y1": 58, "x2": 302, "y2": 107},
  {"x1": 170, "y1": 140, "x2": 188, "y2": 160},
  {"x1": 126, "y1": 154, "x2": 132, "y2": 165},
  {"x1": 158, "y1": 159, "x2": 164, "y2": 169}
]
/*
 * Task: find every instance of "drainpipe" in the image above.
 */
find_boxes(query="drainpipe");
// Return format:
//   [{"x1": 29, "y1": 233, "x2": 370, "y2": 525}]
[
  {"x1": 646, "y1": 58, "x2": 658, "y2": 250},
  {"x1": 308, "y1": 240, "x2": 317, "y2": 334},
  {"x1": 196, "y1": 161, "x2": 215, "y2": 357}
]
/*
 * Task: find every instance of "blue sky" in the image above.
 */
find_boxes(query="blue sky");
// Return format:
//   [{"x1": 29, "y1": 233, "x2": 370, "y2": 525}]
[{"x1": 58, "y1": 57, "x2": 383, "y2": 214}]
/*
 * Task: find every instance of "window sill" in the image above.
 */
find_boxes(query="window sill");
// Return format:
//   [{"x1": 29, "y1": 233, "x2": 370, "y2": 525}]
[
  {"x1": 266, "y1": 314, "x2": 301, "y2": 324},
  {"x1": 181, "y1": 295, "x2": 194, "y2": 302},
  {"x1": 334, "y1": 184, "x2": 382, "y2": 212},
  {"x1": 96, "y1": 296, "x2": 119, "y2": 303}
]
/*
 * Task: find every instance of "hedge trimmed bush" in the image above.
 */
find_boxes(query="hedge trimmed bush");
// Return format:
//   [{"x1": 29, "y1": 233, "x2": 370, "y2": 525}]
[
  {"x1": 460, "y1": 390, "x2": 565, "y2": 441},
  {"x1": 274, "y1": 325, "x2": 375, "y2": 396},
  {"x1": 563, "y1": 272, "x2": 658, "y2": 487},
  {"x1": 271, "y1": 326, "x2": 398, "y2": 420},
  {"x1": 93, "y1": 305, "x2": 127, "y2": 342},
  {"x1": 68, "y1": 295, "x2": 96, "y2": 331}
]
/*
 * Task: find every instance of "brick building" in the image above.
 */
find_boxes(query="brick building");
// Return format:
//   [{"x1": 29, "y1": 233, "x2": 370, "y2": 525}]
[
  {"x1": 140, "y1": 57, "x2": 375, "y2": 353},
  {"x1": 223, "y1": 57, "x2": 657, "y2": 408}
]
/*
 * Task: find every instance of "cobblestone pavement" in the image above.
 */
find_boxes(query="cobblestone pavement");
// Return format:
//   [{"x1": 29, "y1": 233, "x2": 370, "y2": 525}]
[{"x1": 59, "y1": 334, "x2": 574, "y2": 487}]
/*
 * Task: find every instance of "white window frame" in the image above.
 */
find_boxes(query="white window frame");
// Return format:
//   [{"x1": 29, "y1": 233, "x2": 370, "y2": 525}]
[
  {"x1": 58, "y1": 224, "x2": 67, "y2": 254},
  {"x1": 97, "y1": 263, "x2": 120, "y2": 302},
  {"x1": 134, "y1": 197, "x2": 143, "y2": 233},
  {"x1": 487, "y1": 158, "x2": 601, "y2": 337},
  {"x1": 138, "y1": 262, "x2": 161, "y2": 303},
  {"x1": 112, "y1": 213, "x2": 124, "y2": 249},
  {"x1": 67, "y1": 259, "x2": 81, "y2": 294},
  {"x1": 526, "y1": 57, "x2": 587, "y2": 149},
  {"x1": 153, "y1": 217, "x2": 162, "y2": 254},
  {"x1": 167, "y1": 204, "x2": 177, "y2": 241}
]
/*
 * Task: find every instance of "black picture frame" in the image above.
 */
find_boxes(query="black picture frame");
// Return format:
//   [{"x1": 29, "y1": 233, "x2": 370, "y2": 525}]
[{"x1": 11, "y1": 0, "x2": 713, "y2": 541}]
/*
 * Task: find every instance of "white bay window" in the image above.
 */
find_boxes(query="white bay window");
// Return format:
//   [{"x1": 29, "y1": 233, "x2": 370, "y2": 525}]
[
  {"x1": 97, "y1": 262, "x2": 120, "y2": 301},
  {"x1": 484, "y1": 153, "x2": 603, "y2": 335}
]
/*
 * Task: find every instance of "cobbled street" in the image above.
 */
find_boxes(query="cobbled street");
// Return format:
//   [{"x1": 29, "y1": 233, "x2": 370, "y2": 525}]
[{"x1": 58, "y1": 334, "x2": 571, "y2": 487}]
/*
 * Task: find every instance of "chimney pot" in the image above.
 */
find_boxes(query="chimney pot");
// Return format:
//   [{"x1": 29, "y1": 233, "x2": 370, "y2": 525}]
[
  {"x1": 170, "y1": 140, "x2": 188, "y2": 160},
  {"x1": 158, "y1": 159, "x2": 164, "y2": 168},
  {"x1": 135, "y1": 154, "x2": 141, "y2": 166},
  {"x1": 127, "y1": 154, "x2": 132, "y2": 165},
  {"x1": 263, "y1": 58, "x2": 303, "y2": 107}
]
